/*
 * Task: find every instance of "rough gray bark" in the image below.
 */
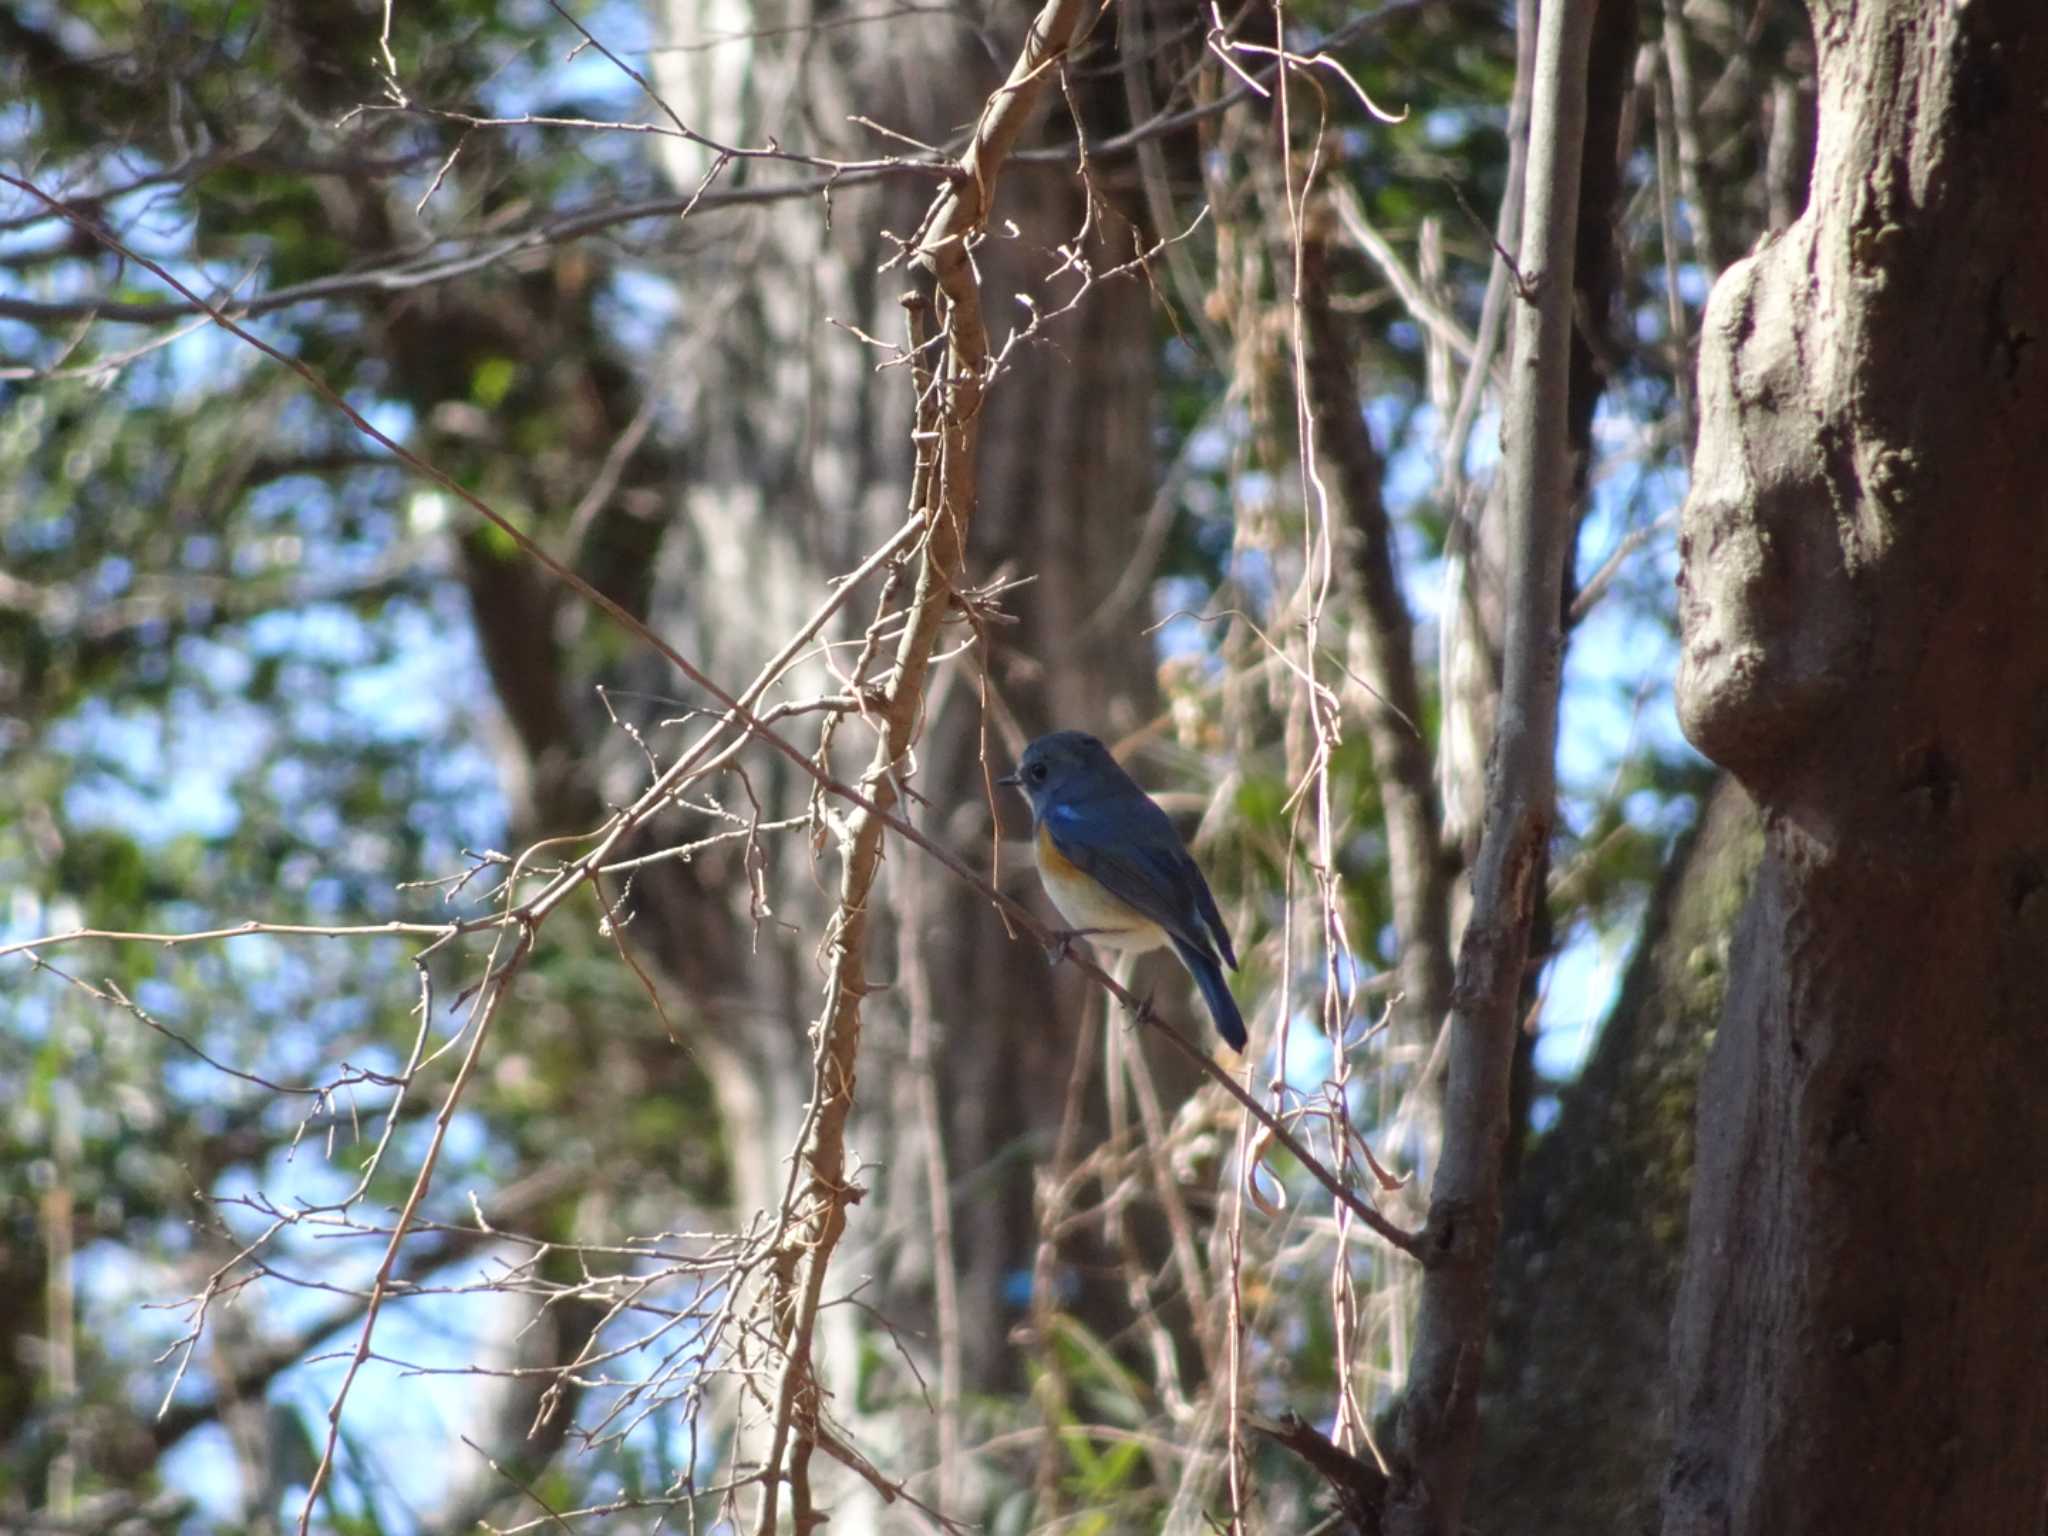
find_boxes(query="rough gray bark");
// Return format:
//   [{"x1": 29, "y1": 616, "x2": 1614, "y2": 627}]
[{"x1": 1666, "y1": 4, "x2": 2048, "y2": 1532}]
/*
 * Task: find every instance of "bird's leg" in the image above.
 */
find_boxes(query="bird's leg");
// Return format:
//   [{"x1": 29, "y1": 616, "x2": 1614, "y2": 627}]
[
  {"x1": 1125, "y1": 989, "x2": 1161, "y2": 1031},
  {"x1": 1043, "y1": 927, "x2": 1111, "y2": 968}
]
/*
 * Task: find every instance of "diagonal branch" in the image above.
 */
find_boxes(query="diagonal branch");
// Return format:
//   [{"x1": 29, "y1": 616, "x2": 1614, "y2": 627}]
[
  {"x1": 6, "y1": 150, "x2": 1423, "y2": 1531},
  {"x1": 1249, "y1": 1410, "x2": 1390, "y2": 1534}
]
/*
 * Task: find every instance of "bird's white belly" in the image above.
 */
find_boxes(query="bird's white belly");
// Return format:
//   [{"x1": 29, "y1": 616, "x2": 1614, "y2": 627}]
[{"x1": 1035, "y1": 831, "x2": 1168, "y2": 953}]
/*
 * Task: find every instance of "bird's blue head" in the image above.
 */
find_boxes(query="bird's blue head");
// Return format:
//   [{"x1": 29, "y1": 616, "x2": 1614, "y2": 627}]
[{"x1": 998, "y1": 730, "x2": 1122, "y2": 821}]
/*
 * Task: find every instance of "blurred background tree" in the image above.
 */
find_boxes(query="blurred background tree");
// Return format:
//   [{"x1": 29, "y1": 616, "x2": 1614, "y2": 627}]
[{"x1": 0, "y1": 0, "x2": 1834, "y2": 1531}]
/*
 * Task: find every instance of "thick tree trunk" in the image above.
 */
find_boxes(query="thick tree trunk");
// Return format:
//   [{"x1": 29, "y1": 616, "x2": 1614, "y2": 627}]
[{"x1": 1666, "y1": 5, "x2": 2048, "y2": 1532}]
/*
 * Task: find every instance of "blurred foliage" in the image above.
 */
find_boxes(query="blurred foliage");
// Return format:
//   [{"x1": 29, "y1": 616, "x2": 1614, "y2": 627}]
[
  {"x1": 0, "y1": 0, "x2": 1788, "y2": 1526},
  {"x1": 2, "y1": 1, "x2": 716, "y2": 1528}
]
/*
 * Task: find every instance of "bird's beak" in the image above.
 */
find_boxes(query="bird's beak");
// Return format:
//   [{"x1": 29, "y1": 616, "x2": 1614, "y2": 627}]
[{"x1": 995, "y1": 769, "x2": 1020, "y2": 787}]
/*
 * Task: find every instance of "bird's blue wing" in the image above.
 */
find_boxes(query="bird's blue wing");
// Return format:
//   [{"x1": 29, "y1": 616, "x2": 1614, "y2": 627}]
[{"x1": 1043, "y1": 797, "x2": 1231, "y2": 965}]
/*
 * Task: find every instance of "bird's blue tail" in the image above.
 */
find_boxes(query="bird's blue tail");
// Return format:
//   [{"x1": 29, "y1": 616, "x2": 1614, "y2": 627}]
[{"x1": 1172, "y1": 938, "x2": 1247, "y2": 1053}]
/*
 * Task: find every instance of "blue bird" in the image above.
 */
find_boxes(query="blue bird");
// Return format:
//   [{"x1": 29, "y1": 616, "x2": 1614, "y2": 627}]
[{"x1": 999, "y1": 730, "x2": 1247, "y2": 1053}]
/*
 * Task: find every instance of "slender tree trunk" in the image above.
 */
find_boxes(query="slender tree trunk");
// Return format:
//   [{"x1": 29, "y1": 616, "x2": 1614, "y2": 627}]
[
  {"x1": 1665, "y1": 4, "x2": 2048, "y2": 1531},
  {"x1": 1387, "y1": 3, "x2": 1596, "y2": 1531}
]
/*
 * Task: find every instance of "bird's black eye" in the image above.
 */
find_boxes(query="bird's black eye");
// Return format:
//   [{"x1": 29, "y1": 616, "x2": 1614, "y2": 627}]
[{"x1": 1028, "y1": 762, "x2": 1049, "y2": 783}]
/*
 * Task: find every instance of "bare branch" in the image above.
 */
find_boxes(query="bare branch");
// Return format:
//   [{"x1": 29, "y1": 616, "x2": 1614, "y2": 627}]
[{"x1": 750, "y1": 1, "x2": 1099, "y2": 1524}]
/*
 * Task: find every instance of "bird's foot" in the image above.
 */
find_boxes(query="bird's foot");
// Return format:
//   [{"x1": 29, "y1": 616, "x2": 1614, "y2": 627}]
[
  {"x1": 1124, "y1": 989, "x2": 1161, "y2": 1030},
  {"x1": 1044, "y1": 927, "x2": 1108, "y2": 968}
]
